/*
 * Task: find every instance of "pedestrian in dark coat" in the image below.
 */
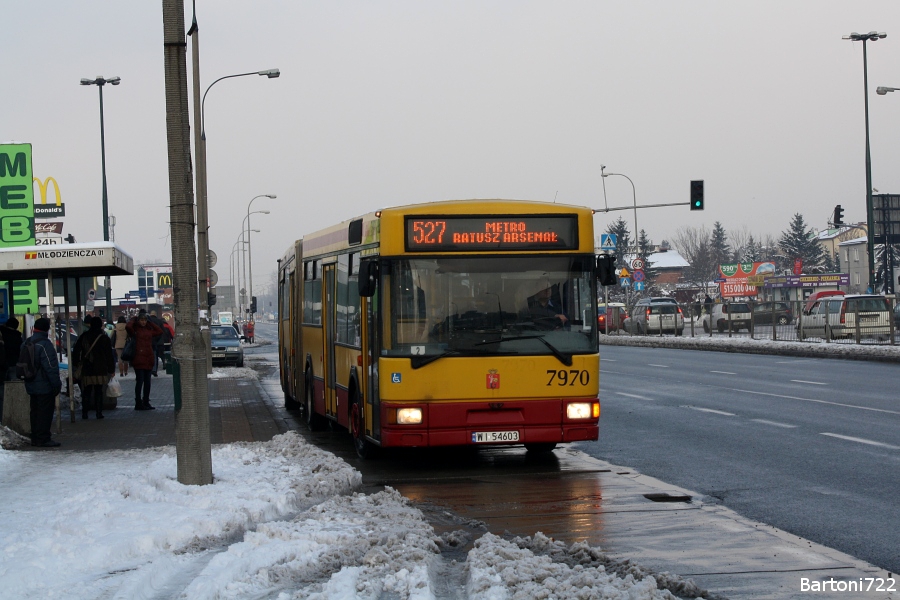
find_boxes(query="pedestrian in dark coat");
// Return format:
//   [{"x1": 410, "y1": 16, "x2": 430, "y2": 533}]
[
  {"x1": 24, "y1": 317, "x2": 62, "y2": 447},
  {"x1": 1, "y1": 317, "x2": 24, "y2": 417},
  {"x1": 72, "y1": 316, "x2": 115, "y2": 419},
  {"x1": 126, "y1": 313, "x2": 163, "y2": 410}
]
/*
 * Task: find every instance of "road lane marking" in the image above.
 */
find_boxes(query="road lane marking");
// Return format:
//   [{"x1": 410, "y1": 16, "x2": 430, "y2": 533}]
[
  {"x1": 820, "y1": 433, "x2": 900, "y2": 450},
  {"x1": 790, "y1": 380, "x2": 827, "y2": 385},
  {"x1": 647, "y1": 364, "x2": 669, "y2": 368},
  {"x1": 600, "y1": 358, "x2": 618, "y2": 362},
  {"x1": 602, "y1": 369, "x2": 626, "y2": 374},
  {"x1": 710, "y1": 370, "x2": 737, "y2": 375},
  {"x1": 729, "y1": 388, "x2": 900, "y2": 416},
  {"x1": 684, "y1": 406, "x2": 736, "y2": 416},
  {"x1": 616, "y1": 392, "x2": 653, "y2": 400},
  {"x1": 751, "y1": 419, "x2": 797, "y2": 428}
]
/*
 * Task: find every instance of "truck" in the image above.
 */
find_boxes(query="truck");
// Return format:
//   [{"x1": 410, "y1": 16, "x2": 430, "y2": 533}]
[{"x1": 217, "y1": 311, "x2": 233, "y2": 326}]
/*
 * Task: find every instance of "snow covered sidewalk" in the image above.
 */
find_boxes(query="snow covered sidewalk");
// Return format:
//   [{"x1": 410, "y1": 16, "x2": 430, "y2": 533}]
[{"x1": 0, "y1": 431, "x2": 698, "y2": 599}]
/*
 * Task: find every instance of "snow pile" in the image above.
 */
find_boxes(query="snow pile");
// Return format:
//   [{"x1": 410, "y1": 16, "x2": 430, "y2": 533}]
[
  {"x1": 210, "y1": 366, "x2": 260, "y2": 379},
  {"x1": 0, "y1": 424, "x2": 29, "y2": 450},
  {"x1": 0, "y1": 432, "x2": 359, "y2": 599},
  {"x1": 601, "y1": 332, "x2": 900, "y2": 362},
  {"x1": 0, "y1": 432, "x2": 707, "y2": 599}
]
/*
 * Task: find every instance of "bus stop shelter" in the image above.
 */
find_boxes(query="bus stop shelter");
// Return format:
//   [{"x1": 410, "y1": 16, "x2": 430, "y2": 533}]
[{"x1": 1, "y1": 242, "x2": 134, "y2": 430}]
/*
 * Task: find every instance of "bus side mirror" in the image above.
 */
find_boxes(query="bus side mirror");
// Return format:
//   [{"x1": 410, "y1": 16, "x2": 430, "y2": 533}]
[
  {"x1": 358, "y1": 258, "x2": 379, "y2": 297},
  {"x1": 596, "y1": 255, "x2": 617, "y2": 287}
]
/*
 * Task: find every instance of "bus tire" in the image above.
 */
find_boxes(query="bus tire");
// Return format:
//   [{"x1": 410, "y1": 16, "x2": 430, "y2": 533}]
[
  {"x1": 524, "y1": 442, "x2": 557, "y2": 453},
  {"x1": 305, "y1": 372, "x2": 327, "y2": 431},
  {"x1": 350, "y1": 389, "x2": 378, "y2": 459}
]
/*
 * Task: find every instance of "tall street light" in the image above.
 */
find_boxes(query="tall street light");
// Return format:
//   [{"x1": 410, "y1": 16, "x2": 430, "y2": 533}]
[
  {"x1": 600, "y1": 166, "x2": 638, "y2": 251},
  {"x1": 81, "y1": 75, "x2": 120, "y2": 321},
  {"x1": 246, "y1": 195, "x2": 276, "y2": 317},
  {"x1": 843, "y1": 30, "x2": 886, "y2": 292},
  {"x1": 243, "y1": 207, "x2": 271, "y2": 317},
  {"x1": 192, "y1": 67, "x2": 279, "y2": 324},
  {"x1": 236, "y1": 227, "x2": 260, "y2": 315}
]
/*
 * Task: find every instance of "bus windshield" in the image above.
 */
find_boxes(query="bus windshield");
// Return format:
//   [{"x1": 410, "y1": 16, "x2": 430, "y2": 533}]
[{"x1": 384, "y1": 256, "x2": 596, "y2": 360}]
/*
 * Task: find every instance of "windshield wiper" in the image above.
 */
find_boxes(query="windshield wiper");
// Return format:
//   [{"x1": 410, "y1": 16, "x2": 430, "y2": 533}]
[
  {"x1": 475, "y1": 335, "x2": 573, "y2": 366},
  {"x1": 409, "y1": 346, "x2": 510, "y2": 369}
]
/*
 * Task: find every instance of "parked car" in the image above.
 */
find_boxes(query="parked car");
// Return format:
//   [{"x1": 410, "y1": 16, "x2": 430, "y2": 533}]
[
  {"x1": 210, "y1": 324, "x2": 244, "y2": 367},
  {"x1": 751, "y1": 301, "x2": 793, "y2": 326},
  {"x1": 894, "y1": 303, "x2": 900, "y2": 329},
  {"x1": 597, "y1": 302, "x2": 627, "y2": 333},
  {"x1": 629, "y1": 297, "x2": 684, "y2": 335},
  {"x1": 701, "y1": 302, "x2": 752, "y2": 332},
  {"x1": 797, "y1": 294, "x2": 892, "y2": 341},
  {"x1": 803, "y1": 290, "x2": 845, "y2": 314}
]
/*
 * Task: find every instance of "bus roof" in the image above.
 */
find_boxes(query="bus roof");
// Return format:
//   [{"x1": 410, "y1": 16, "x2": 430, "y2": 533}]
[{"x1": 299, "y1": 199, "x2": 595, "y2": 258}]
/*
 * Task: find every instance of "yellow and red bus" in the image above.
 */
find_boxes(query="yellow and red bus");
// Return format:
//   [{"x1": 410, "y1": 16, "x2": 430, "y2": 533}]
[{"x1": 278, "y1": 199, "x2": 609, "y2": 457}]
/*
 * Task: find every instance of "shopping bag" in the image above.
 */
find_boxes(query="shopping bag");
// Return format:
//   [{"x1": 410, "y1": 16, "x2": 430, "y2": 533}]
[{"x1": 107, "y1": 376, "x2": 123, "y2": 398}]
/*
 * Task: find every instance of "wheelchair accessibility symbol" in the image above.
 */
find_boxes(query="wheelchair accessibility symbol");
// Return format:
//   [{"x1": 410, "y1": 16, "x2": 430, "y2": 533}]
[{"x1": 391, "y1": 373, "x2": 402, "y2": 384}]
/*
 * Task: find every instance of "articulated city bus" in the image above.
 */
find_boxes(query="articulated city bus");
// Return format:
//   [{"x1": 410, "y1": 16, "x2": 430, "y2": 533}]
[{"x1": 278, "y1": 199, "x2": 610, "y2": 458}]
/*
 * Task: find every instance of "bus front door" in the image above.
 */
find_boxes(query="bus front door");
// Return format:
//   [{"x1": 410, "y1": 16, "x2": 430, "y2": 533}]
[{"x1": 323, "y1": 264, "x2": 338, "y2": 419}]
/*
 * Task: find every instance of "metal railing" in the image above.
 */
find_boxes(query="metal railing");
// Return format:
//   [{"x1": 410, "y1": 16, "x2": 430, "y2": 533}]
[{"x1": 610, "y1": 297, "x2": 897, "y2": 346}]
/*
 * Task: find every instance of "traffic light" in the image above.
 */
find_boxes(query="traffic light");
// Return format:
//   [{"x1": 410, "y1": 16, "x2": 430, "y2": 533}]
[
  {"x1": 208, "y1": 291, "x2": 216, "y2": 306},
  {"x1": 597, "y1": 254, "x2": 617, "y2": 287},
  {"x1": 250, "y1": 296, "x2": 258, "y2": 314},
  {"x1": 833, "y1": 205, "x2": 844, "y2": 226},
  {"x1": 690, "y1": 180, "x2": 704, "y2": 211}
]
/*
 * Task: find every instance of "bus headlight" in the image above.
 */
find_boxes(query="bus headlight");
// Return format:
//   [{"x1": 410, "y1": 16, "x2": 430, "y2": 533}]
[
  {"x1": 566, "y1": 402, "x2": 595, "y2": 420},
  {"x1": 396, "y1": 408, "x2": 423, "y2": 425}
]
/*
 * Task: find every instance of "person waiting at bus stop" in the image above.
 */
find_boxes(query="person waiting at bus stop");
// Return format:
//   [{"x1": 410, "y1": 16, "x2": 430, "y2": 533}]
[
  {"x1": 126, "y1": 311, "x2": 163, "y2": 410},
  {"x1": 72, "y1": 316, "x2": 115, "y2": 419}
]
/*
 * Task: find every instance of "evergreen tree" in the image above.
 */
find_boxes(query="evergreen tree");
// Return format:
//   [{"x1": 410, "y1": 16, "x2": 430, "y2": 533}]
[
  {"x1": 778, "y1": 213, "x2": 824, "y2": 272},
  {"x1": 606, "y1": 218, "x2": 632, "y2": 270},
  {"x1": 875, "y1": 244, "x2": 900, "y2": 292},
  {"x1": 822, "y1": 250, "x2": 835, "y2": 273},
  {"x1": 710, "y1": 221, "x2": 731, "y2": 267},
  {"x1": 743, "y1": 234, "x2": 761, "y2": 262},
  {"x1": 636, "y1": 229, "x2": 659, "y2": 292}
]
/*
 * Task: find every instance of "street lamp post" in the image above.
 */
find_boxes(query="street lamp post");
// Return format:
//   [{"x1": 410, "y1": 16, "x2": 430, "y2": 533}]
[
  {"x1": 844, "y1": 31, "x2": 886, "y2": 292},
  {"x1": 192, "y1": 67, "x2": 279, "y2": 334},
  {"x1": 600, "y1": 166, "x2": 638, "y2": 250},
  {"x1": 80, "y1": 75, "x2": 120, "y2": 321},
  {"x1": 246, "y1": 195, "x2": 275, "y2": 317}
]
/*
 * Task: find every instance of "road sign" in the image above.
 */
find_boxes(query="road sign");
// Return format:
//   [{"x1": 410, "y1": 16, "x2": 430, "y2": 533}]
[
  {"x1": 634, "y1": 281, "x2": 645, "y2": 291},
  {"x1": 620, "y1": 278, "x2": 631, "y2": 287},
  {"x1": 600, "y1": 233, "x2": 617, "y2": 250},
  {"x1": 208, "y1": 249, "x2": 218, "y2": 268},
  {"x1": 633, "y1": 269, "x2": 645, "y2": 282},
  {"x1": 209, "y1": 269, "x2": 218, "y2": 287},
  {"x1": 631, "y1": 258, "x2": 644, "y2": 270},
  {"x1": 619, "y1": 267, "x2": 630, "y2": 278}
]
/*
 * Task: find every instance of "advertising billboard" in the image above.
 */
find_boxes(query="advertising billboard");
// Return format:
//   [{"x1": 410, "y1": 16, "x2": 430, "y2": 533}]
[
  {"x1": 717, "y1": 262, "x2": 777, "y2": 298},
  {"x1": 0, "y1": 143, "x2": 38, "y2": 314}
]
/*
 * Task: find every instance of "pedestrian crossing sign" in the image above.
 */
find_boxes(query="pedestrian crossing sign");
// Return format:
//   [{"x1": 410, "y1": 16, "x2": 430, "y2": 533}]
[{"x1": 600, "y1": 233, "x2": 617, "y2": 250}]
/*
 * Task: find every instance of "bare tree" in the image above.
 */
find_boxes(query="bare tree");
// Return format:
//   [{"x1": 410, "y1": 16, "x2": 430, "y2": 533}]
[
  {"x1": 672, "y1": 225, "x2": 716, "y2": 289},
  {"x1": 730, "y1": 225, "x2": 752, "y2": 262}
]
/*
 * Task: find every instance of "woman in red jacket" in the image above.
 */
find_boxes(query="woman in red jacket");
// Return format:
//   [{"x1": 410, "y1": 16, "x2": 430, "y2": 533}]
[{"x1": 126, "y1": 311, "x2": 163, "y2": 410}]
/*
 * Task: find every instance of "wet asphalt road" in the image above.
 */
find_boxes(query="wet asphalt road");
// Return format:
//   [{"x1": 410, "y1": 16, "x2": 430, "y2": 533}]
[{"x1": 576, "y1": 345, "x2": 900, "y2": 575}]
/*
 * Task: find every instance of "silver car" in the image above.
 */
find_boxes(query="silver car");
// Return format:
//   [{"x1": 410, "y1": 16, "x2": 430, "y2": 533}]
[
  {"x1": 798, "y1": 295, "x2": 892, "y2": 341},
  {"x1": 631, "y1": 298, "x2": 684, "y2": 335}
]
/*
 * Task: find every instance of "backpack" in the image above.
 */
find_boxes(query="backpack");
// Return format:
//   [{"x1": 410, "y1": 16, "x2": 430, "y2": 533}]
[{"x1": 16, "y1": 339, "x2": 38, "y2": 382}]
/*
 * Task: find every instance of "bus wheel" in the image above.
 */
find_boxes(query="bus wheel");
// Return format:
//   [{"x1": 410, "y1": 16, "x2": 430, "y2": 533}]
[
  {"x1": 350, "y1": 390, "x2": 378, "y2": 459},
  {"x1": 305, "y1": 373, "x2": 326, "y2": 431},
  {"x1": 524, "y1": 443, "x2": 557, "y2": 453}
]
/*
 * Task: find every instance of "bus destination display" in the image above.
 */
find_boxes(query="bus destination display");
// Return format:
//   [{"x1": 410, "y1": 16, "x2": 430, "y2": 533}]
[{"x1": 405, "y1": 215, "x2": 578, "y2": 252}]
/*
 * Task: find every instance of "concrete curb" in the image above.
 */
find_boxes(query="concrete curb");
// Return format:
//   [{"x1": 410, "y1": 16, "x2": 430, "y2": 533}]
[{"x1": 599, "y1": 334, "x2": 900, "y2": 363}]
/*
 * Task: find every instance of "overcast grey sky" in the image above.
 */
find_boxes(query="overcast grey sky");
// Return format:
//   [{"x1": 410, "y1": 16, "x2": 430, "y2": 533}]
[{"x1": 4, "y1": 1, "x2": 900, "y2": 290}]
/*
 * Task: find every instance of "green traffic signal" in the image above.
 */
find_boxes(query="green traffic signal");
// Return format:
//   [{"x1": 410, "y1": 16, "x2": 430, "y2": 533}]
[{"x1": 690, "y1": 180, "x2": 704, "y2": 211}]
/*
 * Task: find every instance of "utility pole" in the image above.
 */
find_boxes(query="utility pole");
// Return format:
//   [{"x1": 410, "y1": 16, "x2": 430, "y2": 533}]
[{"x1": 162, "y1": 0, "x2": 212, "y2": 485}]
